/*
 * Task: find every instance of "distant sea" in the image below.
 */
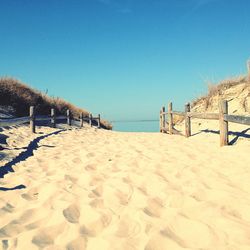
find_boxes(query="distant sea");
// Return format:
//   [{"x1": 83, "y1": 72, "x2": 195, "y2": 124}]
[{"x1": 111, "y1": 120, "x2": 159, "y2": 132}]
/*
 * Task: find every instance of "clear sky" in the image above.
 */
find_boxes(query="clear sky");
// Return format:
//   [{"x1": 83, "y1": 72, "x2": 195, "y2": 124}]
[{"x1": 0, "y1": 0, "x2": 249, "y2": 121}]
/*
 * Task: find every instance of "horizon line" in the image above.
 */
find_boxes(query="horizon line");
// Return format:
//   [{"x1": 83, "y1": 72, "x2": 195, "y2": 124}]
[{"x1": 111, "y1": 119, "x2": 159, "y2": 123}]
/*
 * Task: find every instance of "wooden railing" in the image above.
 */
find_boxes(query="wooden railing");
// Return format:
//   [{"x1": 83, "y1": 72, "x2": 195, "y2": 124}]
[
  {"x1": 160, "y1": 100, "x2": 250, "y2": 146},
  {"x1": 0, "y1": 106, "x2": 101, "y2": 133}
]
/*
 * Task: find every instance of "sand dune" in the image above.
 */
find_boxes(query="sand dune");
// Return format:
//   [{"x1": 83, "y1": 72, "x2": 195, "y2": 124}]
[{"x1": 0, "y1": 124, "x2": 250, "y2": 250}]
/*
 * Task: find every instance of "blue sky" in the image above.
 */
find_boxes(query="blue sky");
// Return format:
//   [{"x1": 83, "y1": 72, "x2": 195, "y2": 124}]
[{"x1": 0, "y1": 0, "x2": 249, "y2": 121}]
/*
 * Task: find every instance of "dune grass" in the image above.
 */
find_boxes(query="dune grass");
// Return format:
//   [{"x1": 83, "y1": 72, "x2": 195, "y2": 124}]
[
  {"x1": 0, "y1": 77, "x2": 112, "y2": 129},
  {"x1": 191, "y1": 75, "x2": 249, "y2": 110}
]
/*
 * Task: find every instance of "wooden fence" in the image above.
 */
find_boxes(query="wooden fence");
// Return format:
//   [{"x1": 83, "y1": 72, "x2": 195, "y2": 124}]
[
  {"x1": 0, "y1": 106, "x2": 101, "y2": 133},
  {"x1": 160, "y1": 100, "x2": 250, "y2": 146}
]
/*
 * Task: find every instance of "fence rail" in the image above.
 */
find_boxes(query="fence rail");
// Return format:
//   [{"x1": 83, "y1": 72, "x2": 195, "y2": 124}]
[
  {"x1": 0, "y1": 106, "x2": 102, "y2": 133},
  {"x1": 160, "y1": 100, "x2": 250, "y2": 146}
]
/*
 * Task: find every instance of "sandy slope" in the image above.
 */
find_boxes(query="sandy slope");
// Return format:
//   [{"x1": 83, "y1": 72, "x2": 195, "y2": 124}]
[{"x1": 0, "y1": 124, "x2": 250, "y2": 250}]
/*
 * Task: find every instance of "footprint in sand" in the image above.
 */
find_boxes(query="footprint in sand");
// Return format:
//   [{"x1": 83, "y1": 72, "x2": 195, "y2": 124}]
[
  {"x1": 122, "y1": 176, "x2": 132, "y2": 184},
  {"x1": 115, "y1": 216, "x2": 141, "y2": 238},
  {"x1": 25, "y1": 218, "x2": 50, "y2": 231},
  {"x1": 79, "y1": 211, "x2": 112, "y2": 237},
  {"x1": 32, "y1": 224, "x2": 66, "y2": 248},
  {"x1": 143, "y1": 197, "x2": 165, "y2": 218},
  {"x1": 32, "y1": 232, "x2": 54, "y2": 248},
  {"x1": 159, "y1": 216, "x2": 216, "y2": 249},
  {"x1": 116, "y1": 189, "x2": 133, "y2": 206},
  {"x1": 137, "y1": 186, "x2": 148, "y2": 196},
  {"x1": 145, "y1": 233, "x2": 184, "y2": 250},
  {"x1": 89, "y1": 199, "x2": 104, "y2": 209},
  {"x1": 21, "y1": 188, "x2": 39, "y2": 201},
  {"x1": 86, "y1": 152, "x2": 95, "y2": 158},
  {"x1": 63, "y1": 204, "x2": 80, "y2": 224},
  {"x1": 84, "y1": 164, "x2": 97, "y2": 171},
  {"x1": 0, "y1": 221, "x2": 24, "y2": 238},
  {"x1": 17, "y1": 208, "x2": 42, "y2": 225},
  {"x1": 66, "y1": 236, "x2": 87, "y2": 250},
  {"x1": 0, "y1": 203, "x2": 15, "y2": 214},
  {"x1": 64, "y1": 174, "x2": 78, "y2": 183},
  {"x1": 88, "y1": 185, "x2": 103, "y2": 199},
  {"x1": 72, "y1": 157, "x2": 82, "y2": 164},
  {"x1": 89, "y1": 176, "x2": 104, "y2": 186}
]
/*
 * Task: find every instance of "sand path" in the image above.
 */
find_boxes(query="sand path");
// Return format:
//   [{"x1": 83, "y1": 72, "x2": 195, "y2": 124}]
[{"x1": 0, "y1": 125, "x2": 250, "y2": 250}]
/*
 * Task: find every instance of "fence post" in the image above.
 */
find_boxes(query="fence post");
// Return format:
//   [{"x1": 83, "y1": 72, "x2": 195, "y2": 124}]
[
  {"x1": 30, "y1": 106, "x2": 35, "y2": 133},
  {"x1": 80, "y1": 113, "x2": 84, "y2": 128},
  {"x1": 67, "y1": 109, "x2": 71, "y2": 126},
  {"x1": 51, "y1": 108, "x2": 56, "y2": 128},
  {"x1": 97, "y1": 114, "x2": 101, "y2": 128},
  {"x1": 185, "y1": 103, "x2": 191, "y2": 137},
  {"x1": 168, "y1": 102, "x2": 173, "y2": 134},
  {"x1": 219, "y1": 100, "x2": 228, "y2": 146},
  {"x1": 162, "y1": 106, "x2": 165, "y2": 132},
  {"x1": 159, "y1": 109, "x2": 162, "y2": 132},
  {"x1": 89, "y1": 113, "x2": 92, "y2": 127}
]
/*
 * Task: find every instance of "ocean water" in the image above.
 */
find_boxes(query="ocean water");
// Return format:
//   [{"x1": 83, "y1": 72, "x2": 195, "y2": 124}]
[{"x1": 111, "y1": 120, "x2": 159, "y2": 132}]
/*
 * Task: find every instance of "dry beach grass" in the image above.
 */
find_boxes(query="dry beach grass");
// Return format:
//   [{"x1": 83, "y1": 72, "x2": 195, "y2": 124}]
[{"x1": 0, "y1": 77, "x2": 112, "y2": 130}]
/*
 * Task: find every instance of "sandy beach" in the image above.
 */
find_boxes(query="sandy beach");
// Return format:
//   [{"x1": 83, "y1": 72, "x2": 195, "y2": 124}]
[{"x1": 0, "y1": 124, "x2": 250, "y2": 250}]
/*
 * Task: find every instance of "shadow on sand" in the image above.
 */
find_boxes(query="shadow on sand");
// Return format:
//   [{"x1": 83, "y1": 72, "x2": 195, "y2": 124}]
[
  {"x1": 0, "y1": 129, "x2": 65, "y2": 178},
  {"x1": 0, "y1": 184, "x2": 26, "y2": 191},
  {"x1": 200, "y1": 128, "x2": 250, "y2": 145}
]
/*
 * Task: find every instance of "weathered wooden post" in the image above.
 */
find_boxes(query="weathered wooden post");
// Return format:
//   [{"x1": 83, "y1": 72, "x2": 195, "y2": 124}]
[
  {"x1": 89, "y1": 113, "x2": 92, "y2": 127},
  {"x1": 80, "y1": 113, "x2": 84, "y2": 128},
  {"x1": 97, "y1": 114, "x2": 101, "y2": 128},
  {"x1": 185, "y1": 103, "x2": 191, "y2": 137},
  {"x1": 162, "y1": 106, "x2": 166, "y2": 132},
  {"x1": 219, "y1": 100, "x2": 228, "y2": 146},
  {"x1": 51, "y1": 108, "x2": 56, "y2": 128},
  {"x1": 67, "y1": 109, "x2": 71, "y2": 126},
  {"x1": 30, "y1": 106, "x2": 35, "y2": 133},
  {"x1": 168, "y1": 102, "x2": 173, "y2": 135},
  {"x1": 159, "y1": 109, "x2": 162, "y2": 132}
]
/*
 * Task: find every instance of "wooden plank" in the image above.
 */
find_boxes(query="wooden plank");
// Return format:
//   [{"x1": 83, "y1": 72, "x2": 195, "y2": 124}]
[
  {"x1": 161, "y1": 122, "x2": 183, "y2": 135},
  {"x1": 219, "y1": 100, "x2": 228, "y2": 146},
  {"x1": 224, "y1": 114, "x2": 250, "y2": 126},
  {"x1": 30, "y1": 106, "x2": 35, "y2": 133},
  {"x1": 82, "y1": 117, "x2": 90, "y2": 121},
  {"x1": 163, "y1": 111, "x2": 219, "y2": 119},
  {"x1": 171, "y1": 111, "x2": 185, "y2": 116},
  {"x1": 187, "y1": 112, "x2": 219, "y2": 120},
  {"x1": 71, "y1": 119, "x2": 81, "y2": 127},
  {"x1": 35, "y1": 115, "x2": 67, "y2": 122},
  {"x1": 185, "y1": 103, "x2": 191, "y2": 137},
  {"x1": 56, "y1": 116, "x2": 67, "y2": 121},
  {"x1": 168, "y1": 102, "x2": 173, "y2": 135},
  {"x1": 0, "y1": 117, "x2": 30, "y2": 127}
]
